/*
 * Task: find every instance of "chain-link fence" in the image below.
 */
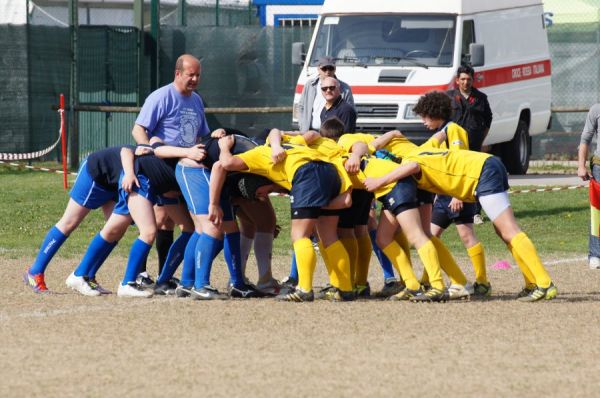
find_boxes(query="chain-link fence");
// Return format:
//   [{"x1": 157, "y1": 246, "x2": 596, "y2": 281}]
[{"x1": 3, "y1": 0, "x2": 600, "y2": 162}]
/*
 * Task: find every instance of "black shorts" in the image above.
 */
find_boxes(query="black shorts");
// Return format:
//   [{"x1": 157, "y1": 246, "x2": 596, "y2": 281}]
[
  {"x1": 378, "y1": 177, "x2": 419, "y2": 216},
  {"x1": 338, "y1": 189, "x2": 373, "y2": 228},
  {"x1": 431, "y1": 194, "x2": 479, "y2": 229}
]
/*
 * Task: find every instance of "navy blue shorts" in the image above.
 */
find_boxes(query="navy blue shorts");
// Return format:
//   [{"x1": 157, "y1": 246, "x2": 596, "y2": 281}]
[
  {"x1": 379, "y1": 177, "x2": 419, "y2": 216},
  {"x1": 69, "y1": 159, "x2": 117, "y2": 209},
  {"x1": 290, "y1": 162, "x2": 340, "y2": 210},
  {"x1": 417, "y1": 189, "x2": 434, "y2": 206},
  {"x1": 338, "y1": 189, "x2": 373, "y2": 228},
  {"x1": 431, "y1": 194, "x2": 479, "y2": 229},
  {"x1": 474, "y1": 156, "x2": 510, "y2": 198}
]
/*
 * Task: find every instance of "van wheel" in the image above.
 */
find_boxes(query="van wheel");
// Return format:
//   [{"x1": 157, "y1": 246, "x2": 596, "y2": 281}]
[{"x1": 501, "y1": 120, "x2": 530, "y2": 175}]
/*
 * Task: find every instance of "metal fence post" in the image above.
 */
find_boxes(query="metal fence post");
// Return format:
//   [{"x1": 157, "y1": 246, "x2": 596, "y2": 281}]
[{"x1": 69, "y1": 0, "x2": 79, "y2": 168}]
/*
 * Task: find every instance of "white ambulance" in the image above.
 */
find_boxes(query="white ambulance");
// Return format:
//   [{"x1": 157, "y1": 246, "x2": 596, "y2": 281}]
[{"x1": 291, "y1": 0, "x2": 551, "y2": 174}]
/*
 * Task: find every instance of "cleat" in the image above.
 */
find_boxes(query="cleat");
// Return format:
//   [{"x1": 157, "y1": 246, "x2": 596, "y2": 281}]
[
  {"x1": 315, "y1": 284, "x2": 335, "y2": 300},
  {"x1": 175, "y1": 284, "x2": 193, "y2": 298},
  {"x1": 23, "y1": 271, "x2": 49, "y2": 293},
  {"x1": 321, "y1": 287, "x2": 355, "y2": 302},
  {"x1": 516, "y1": 285, "x2": 537, "y2": 298},
  {"x1": 379, "y1": 277, "x2": 405, "y2": 298},
  {"x1": 467, "y1": 282, "x2": 492, "y2": 298},
  {"x1": 410, "y1": 287, "x2": 448, "y2": 303},
  {"x1": 279, "y1": 276, "x2": 297, "y2": 295},
  {"x1": 88, "y1": 278, "x2": 112, "y2": 295},
  {"x1": 517, "y1": 282, "x2": 557, "y2": 302},
  {"x1": 189, "y1": 286, "x2": 228, "y2": 301},
  {"x1": 590, "y1": 257, "x2": 600, "y2": 270},
  {"x1": 66, "y1": 272, "x2": 100, "y2": 297},
  {"x1": 354, "y1": 283, "x2": 371, "y2": 298},
  {"x1": 135, "y1": 273, "x2": 155, "y2": 289},
  {"x1": 117, "y1": 282, "x2": 154, "y2": 298},
  {"x1": 388, "y1": 287, "x2": 422, "y2": 301},
  {"x1": 255, "y1": 279, "x2": 282, "y2": 296},
  {"x1": 154, "y1": 279, "x2": 178, "y2": 296},
  {"x1": 447, "y1": 284, "x2": 470, "y2": 301},
  {"x1": 276, "y1": 288, "x2": 314, "y2": 302},
  {"x1": 228, "y1": 284, "x2": 265, "y2": 299}
]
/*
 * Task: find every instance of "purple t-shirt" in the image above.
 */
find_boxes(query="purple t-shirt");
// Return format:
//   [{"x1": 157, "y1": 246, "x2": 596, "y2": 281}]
[{"x1": 136, "y1": 83, "x2": 210, "y2": 147}]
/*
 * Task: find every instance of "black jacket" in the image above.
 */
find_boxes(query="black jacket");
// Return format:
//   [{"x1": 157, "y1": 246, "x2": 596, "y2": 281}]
[{"x1": 447, "y1": 87, "x2": 492, "y2": 151}]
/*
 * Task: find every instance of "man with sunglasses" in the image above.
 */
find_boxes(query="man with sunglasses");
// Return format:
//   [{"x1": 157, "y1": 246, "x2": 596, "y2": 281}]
[
  {"x1": 297, "y1": 56, "x2": 354, "y2": 132},
  {"x1": 320, "y1": 76, "x2": 356, "y2": 133}
]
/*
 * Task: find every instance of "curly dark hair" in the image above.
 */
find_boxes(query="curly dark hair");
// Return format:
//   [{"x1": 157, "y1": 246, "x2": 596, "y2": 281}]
[{"x1": 412, "y1": 91, "x2": 451, "y2": 121}]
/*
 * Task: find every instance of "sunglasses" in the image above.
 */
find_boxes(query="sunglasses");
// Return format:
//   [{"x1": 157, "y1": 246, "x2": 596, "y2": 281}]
[
  {"x1": 320, "y1": 65, "x2": 335, "y2": 72},
  {"x1": 321, "y1": 85, "x2": 337, "y2": 92}
]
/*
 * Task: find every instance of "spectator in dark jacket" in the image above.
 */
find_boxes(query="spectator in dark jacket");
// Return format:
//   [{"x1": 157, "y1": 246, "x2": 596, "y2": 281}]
[{"x1": 446, "y1": 65, "x2": 493, "y2": 151}]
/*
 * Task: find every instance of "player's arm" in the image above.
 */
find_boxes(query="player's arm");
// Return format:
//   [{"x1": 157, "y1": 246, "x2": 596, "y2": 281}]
[
  {"x1": 153, "y1": 143, "x2": 206, "y2": 162},
  {"x1": 267, "y1": 128, "x2": 287, "y2": 164},
  {"x1": 208, "y1": 161, "x2": 227, "y2": 226},
  {"x1": 218, "y1": 135, "x2": 249, "y2": 171},
  {"x1": 370, "y1": 130, "x2": 404, "y2": 150},
  {"x1": 363, "y1": 161, "x2": 421, "y2": 192},
  {"x1": 120, "y1": 147, "x2": 139, "y2": 193},
  {"x1": 322, "y1": 190, "x2": 352, "y2": 210},
  {"x1": 344, "y1": 142, "x2": 368, "y2": 174},
  {"x1": 132, "y1": 124, "x2": 150, "y2": 145}
]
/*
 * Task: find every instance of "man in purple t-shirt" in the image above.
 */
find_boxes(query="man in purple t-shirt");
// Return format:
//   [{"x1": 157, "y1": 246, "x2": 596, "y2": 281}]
[{"x1": 131, "y1": 54, "x2": 212, "y2": 289}]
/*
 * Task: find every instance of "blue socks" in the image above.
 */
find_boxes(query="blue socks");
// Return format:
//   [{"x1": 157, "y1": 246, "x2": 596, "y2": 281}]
[
  {"x1": 122, "y1": 239, "x2": 152, "y2": 285},
  {"x1": 29, "y1": 226, "x2": 67, "y2": 275},
  {"x1": 180, "y1": 232, "x2": 200, "y2": 288},
  {"x1": 74, "y1": 233, "x2": 116, "y2": 277},
  {"x1": 87, "y1": 239, "x2": 118, "y2": 279},
  {"x1": 194, "y1": 234, "x2": 223, "y2": 289},
  {"x1": 370, "y1": 229, "x2": 395, "y2": 280},
  {"x1": 224, "y1": 232, "x2": 245, "y2": 288},
  {"x1": 288, "y1": 253, "x2": 298, "y2": 281},
  {"x1": 156, "y1": 231, "x2": 193, "y2": 284}
]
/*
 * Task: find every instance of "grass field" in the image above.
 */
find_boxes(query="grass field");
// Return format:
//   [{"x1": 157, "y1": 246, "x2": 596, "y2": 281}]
[{"x1": 1, "y1": 165, "x2": 598, "y2": 397}]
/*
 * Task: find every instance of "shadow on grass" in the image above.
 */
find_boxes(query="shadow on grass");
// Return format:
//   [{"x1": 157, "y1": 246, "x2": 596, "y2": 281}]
[{"x1": 514, "y1": 205, "x2": 588, "y2": 218}]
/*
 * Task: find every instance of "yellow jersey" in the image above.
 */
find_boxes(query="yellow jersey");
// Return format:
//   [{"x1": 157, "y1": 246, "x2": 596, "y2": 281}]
[
  {"x1": 435, "y1": 122, "x2": 470, "y2": 151},
  {"x1": 235, "y1": 142, "x2": 352, "y2": 193},
  {"x1": 337, "y1": 132, "x2": 418, "y2": 159},
  {"x1": 402, "y1": 143, "x2": 492, "y2": 202}
]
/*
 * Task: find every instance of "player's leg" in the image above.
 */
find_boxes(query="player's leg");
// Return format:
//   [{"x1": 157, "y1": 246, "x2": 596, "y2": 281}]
[
  {"x1": 455, "y1": 221, "x2": 490, "y2": 297},
  {"x1": 368, "y1": 206, "x2": 397, "y2": 283}
]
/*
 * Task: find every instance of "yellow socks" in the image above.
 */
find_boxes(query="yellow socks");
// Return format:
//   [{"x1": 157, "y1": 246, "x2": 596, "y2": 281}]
[
  {"x1": 431, "y1": 236, "x2": 467, "y2": 286},
  {"x1": 416, "y1": 240, "x2": 444, "y2": 290},
  {"x1": 355, "y1": 234, "x2": 372, "y2": 286},
  {"x1": 294, "y1": 238, "x2": 317, "y2": 292},
  {"x1": 323, "y1": 240, "x2": 353, "y2": 292},
  {"x1": 382, "y1": 241, "x2": 420, "y2": 291},
  {"x1": 340, "y1": 237, "x2": 358, "y2": 287},
  {"x1": 510, "y1": 232, "x2": 552, "y2": 288},
  {"x1": 467, "y1": 242, "x2": 488, "y2": 284}
]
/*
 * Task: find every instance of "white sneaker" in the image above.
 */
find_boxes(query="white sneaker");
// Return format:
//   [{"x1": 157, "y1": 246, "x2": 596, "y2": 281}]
[
  {"x1": 117, "y1": 282, "x2": 154, "y2": 298},
  {"x1": 447, "y1": 284, "x2": 470, "y2": 301},
  {"x1": 473, "y1": 214, "x2": 485, "y2": 225},
  {"x1": 590, "y1": 257, "x2": 600, "y2": 270},
  {"x1": 66, "y1": 272, "x2": 101, "y2": 297}
]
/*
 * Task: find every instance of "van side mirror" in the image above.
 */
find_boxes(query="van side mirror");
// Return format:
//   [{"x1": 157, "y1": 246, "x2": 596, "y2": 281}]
[
  {"x1": 292, "y1": 42, "x2": 306, "y2": 65},
  {"x1": 469, "y1": 43, "x2": 485, "y2": 67}
]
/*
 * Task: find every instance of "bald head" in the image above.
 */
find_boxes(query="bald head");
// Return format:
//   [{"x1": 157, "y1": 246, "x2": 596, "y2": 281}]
[
  {"x1": 320, "y1": 77, "x2": 341, "y2": 104},
  {"x1": 174, "y1": 54, "x2": 202, "y2": 96}
]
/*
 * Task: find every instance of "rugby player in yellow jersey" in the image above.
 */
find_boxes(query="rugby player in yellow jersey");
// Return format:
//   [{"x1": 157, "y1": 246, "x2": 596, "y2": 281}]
[
  {"x1": 334, "y1": 132, "x2": 461, "y2": 302},
  {"x1": 270, "y1": 119, "x2": 376, "y2": 299},
  {"x1": 418, "y1": 92, "x2": 490, "y2": 298},
  {"x1": 208, "y1": 135, "x2": 355, "y2": 302},
  {"x1": 362, "y1": 92, "x2": 557, "y2": 302}
]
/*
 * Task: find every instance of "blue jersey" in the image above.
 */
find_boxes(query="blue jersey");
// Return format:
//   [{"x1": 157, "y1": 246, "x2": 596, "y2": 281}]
[{"x1": 136, "y1": 83, "x2": 210, "y2": 147}]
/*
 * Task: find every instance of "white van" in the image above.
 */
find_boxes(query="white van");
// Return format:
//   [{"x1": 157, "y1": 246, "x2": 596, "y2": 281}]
[{"x1": 291, "y1": 0, "x2": 551, "y2": 174}]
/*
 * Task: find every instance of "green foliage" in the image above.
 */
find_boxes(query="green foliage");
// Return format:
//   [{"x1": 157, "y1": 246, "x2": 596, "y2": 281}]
[{"x1": 0, "y1": 166, "x2": 590, "y2": 261}]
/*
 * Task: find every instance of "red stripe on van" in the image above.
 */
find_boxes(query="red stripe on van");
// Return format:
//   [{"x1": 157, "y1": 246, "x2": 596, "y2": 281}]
[
  {"x1": 475, "y1": 60, "x2": 551, "y2": 88},
  {"x1": 294, "y1": 59, "x2": 551, "y2": 95}
]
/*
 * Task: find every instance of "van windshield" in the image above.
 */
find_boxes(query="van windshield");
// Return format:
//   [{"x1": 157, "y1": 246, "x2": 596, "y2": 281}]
[{"x1": 309, "y1": 15, "x2": 456, "y2": 67}]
